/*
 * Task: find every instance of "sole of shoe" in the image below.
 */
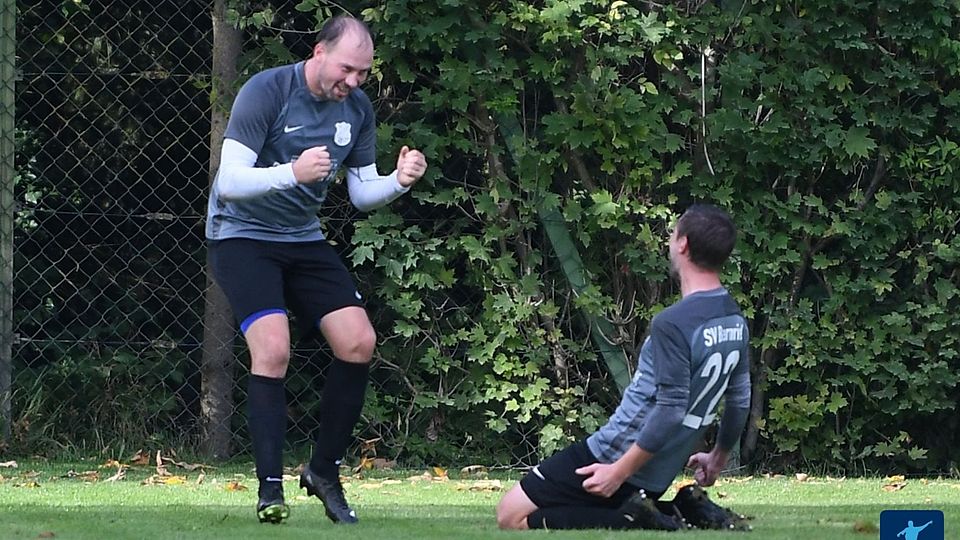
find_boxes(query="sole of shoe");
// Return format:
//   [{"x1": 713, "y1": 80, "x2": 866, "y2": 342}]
[{"x1": 257, "y1": 503, "x2": 290, "y2": 524}]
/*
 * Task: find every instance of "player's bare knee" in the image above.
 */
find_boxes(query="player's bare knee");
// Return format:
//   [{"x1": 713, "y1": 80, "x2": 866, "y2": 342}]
[
  {"x1": 332, "y1": 326, "x2": 376, "y2": 362},
  {"x1": 495, "y1": 503, "x2": 525, "y2": 530},
  {"x1": 496, "y1": 513, "x2": 526, "y2": 530},
  {"x1": 250, "y1": 337, "x2": 290, "y2": 375}
]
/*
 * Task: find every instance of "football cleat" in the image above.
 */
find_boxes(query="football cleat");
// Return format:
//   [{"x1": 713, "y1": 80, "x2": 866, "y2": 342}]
[
  {"x1": 256, "y1": 482, "x2": 290, "y2": 524},
  {"x1": 672, "y1": 484, "x2": 752, "y2": 531},
  {"x1": 620, "y1": 489, "x2": 686, "y2": 531},
  {"x1": 300, "y1": 466, "x2": 358, "y2": 524}
]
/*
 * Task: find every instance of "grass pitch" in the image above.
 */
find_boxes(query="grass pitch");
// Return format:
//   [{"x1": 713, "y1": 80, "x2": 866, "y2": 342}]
[{"x1": 0, "y1": 460, "x2": 956, "y2": 539}]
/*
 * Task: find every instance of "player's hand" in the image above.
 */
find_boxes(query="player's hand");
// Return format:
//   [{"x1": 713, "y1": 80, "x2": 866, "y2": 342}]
[
  {"x1": 293, "y1": 146, "x2": 332, "y2": 184},
  {"x1": 396, "y1": 145, "x2": 427, "y2": 187},
  {"x1": 575, "y1": 462, "x2": 626, "y2": 498},
  {"x1": 686, "y1": 450, "x2": 725, "y2": 487}
]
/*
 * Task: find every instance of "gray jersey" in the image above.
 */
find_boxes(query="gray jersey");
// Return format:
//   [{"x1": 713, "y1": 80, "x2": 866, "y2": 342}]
[
  {"x1": 206, "y1": 61, "x2": 377, "y2": 242},
  {"x1": 586, "y1": 288, "x2": 750, "y2": 493}
]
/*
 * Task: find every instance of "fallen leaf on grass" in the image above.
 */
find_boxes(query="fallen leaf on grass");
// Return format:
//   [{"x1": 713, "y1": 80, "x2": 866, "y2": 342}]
[
  {"x1": 37, "y1": 531, "x2": 55, "y2": 538},
  {"x1": 432, "y1": 467, "x2": 448, "y2": 480},
  {"x1": 155, "y1": 450, "x2": 170, "y2": 477},
  {"x1": 359, "y1": 482, "x2": 383, "y2": 489},
  {"x1": 354, "y1": 456, "x2": 375, "y2": 473},
  {"x1": 196, "y1": 472, "x2": 205, "y2": 485},
  {"x1": 406, "y1": 473, "x2": 431, "y2": 482},
  {"x1": 0, "y1": 460, "x2": 17, "y2": 468},
  {"x1": 62, "y1": 470, "x2": 100, "y2": 482},
  {"x1": 14, "y1": 481, "x2": 40, "y2": 488},
  {"x1": 127, "y1": 450, "x2": 150, "y2": 466},
  {"x1": 882, "y1": 475, "x2": 907, "y2": 492},
  {"x1": 100, "y1": 460, "x2": 121, "y2": 469},
  {"x1": 795, "y1": 473, "x2": 809, "y2": 482},
  {"x1": 141, "y1": 474, "x2": 187, "y2": 486},
  {"x1": 455, "y1": 480, "x2": 503, "y2": 492},
  {"x1": 460, "y1": 465, "x2": 488, "y2": 476},
  {"x1": 105, "y1": 466, "x2": 126, "y2": 483},
  {"x1": 723, "y1": 476, "x2": 753, "y2": 483},
  {"x1": 225, "y1": 481, "x2": 247, "y2": 492}
]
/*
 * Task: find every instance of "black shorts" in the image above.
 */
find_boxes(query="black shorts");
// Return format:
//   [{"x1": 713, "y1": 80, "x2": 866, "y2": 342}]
[
  {"x1": 519, "y1": 441, "x2": 662, "y2": 509},
  {"x1": 208, "y1": 238, "x2": 365, "y2": 338}
]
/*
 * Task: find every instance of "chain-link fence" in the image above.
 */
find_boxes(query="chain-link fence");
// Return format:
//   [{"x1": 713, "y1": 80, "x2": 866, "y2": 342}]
[
  {"x1": 10, "y1": 0, "x2": 216, "y2": 454},
  {"x1": 4, "y1": 0, "x2": 469, "y2": 466}
]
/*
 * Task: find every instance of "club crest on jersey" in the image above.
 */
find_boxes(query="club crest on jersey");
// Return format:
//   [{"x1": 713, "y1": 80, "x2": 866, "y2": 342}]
[{"x1": 334, "y1": 122, "x2": 352, "y2": 146}]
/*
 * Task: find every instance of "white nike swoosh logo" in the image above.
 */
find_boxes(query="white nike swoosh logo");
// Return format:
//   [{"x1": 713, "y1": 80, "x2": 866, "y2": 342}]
[{"x1": 283, "y1": 125, "x2": 305, "y2": 133}]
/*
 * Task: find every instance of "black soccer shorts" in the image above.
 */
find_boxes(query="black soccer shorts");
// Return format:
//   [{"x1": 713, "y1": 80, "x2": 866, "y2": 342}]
[
  {"x1": 519, "y1": 440, "x2": 663, "y2": 509},
  {"x1": 208, "y1": 238, "x2": 365, "y2": 338}
]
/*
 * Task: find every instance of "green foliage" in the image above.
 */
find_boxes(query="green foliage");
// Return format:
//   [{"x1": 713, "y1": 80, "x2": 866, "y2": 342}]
[
  {"x1": 11, "y1": 0, "x2": 959, "y2": 474},
  {"x1": 353, "y1": 0, "x2": 960, "y2": 472},
  {"x1": 10, "y1": 345, "x2": 190, "y2": 454}
]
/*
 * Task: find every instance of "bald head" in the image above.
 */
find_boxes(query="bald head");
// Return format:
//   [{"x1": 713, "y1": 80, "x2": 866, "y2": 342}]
[{"x1": 315, "y1": 15, "x2": 373, "y2": 49}]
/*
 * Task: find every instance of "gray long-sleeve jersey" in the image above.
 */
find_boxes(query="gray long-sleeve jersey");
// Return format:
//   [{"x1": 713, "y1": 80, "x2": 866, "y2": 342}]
[
  {"x1": 206, "y1": 61, "x2": 377, "y2": 242},
  {"x1": 587, "y1": 287, "x2": 751, "y2": 493}
]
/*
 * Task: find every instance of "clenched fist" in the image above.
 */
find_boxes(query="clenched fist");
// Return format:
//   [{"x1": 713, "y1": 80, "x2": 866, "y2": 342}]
[
  {"x1": 293, "y1": 146, "x2": 332, "y2": 184},
  {"x1": 396, "y1": 145, "x2": 427, "y2": 187}
]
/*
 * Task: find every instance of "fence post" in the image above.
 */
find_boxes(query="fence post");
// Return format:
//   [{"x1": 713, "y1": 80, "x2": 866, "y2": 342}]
[
  {"x1": 0, "y1": 0, "x2": 16, "y2": 444},
  {"x1": 200, "y1": 0, "x2": 241, "y2": 459}
]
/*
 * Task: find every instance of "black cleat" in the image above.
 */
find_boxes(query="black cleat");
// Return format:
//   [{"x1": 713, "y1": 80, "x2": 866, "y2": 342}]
[
  {"x1": 620, "y1": 489, "x2": 685, "y2": 531},
  {"x1": 256, "y1": 482, "x2": 290, "y2": 524},
  {"x1": 300, "y1": 466, "x2": 358, "y2": 524},
  {"x1": 673, "y1": 484, "x2": 752, "y2": 531}
]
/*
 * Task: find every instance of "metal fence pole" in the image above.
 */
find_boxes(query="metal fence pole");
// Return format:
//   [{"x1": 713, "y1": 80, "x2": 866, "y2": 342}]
[{"x1": 0, "y1": 0, "x2": 16, "y2": 444}]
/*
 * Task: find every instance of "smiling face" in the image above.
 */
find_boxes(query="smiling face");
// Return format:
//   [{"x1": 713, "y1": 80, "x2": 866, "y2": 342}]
[{"x1": 307, "y1": 28, "x2": 373, "y2": 101}]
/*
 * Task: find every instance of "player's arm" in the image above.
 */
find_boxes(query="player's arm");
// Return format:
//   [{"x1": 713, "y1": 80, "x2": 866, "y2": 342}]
[
  {"x1": 688, "y1": 348, "x2": 751, "y2": 486},
  {"x1": 346, "y1": 146, "x2": 427, "y2": 211},
  {"x1": 345, "y1": 163, "x2": 409, "y2": 211},
  {"x1": 578, "y1": 319, "x2": 689, "y2": 497},
  {"x1": 216, "y1": 139, "x2": 298, "y2": 201},
  {"x1": 215, "y1": 73, "x2": 304, "y2": 201},
  {"x1": 632, "y1": 317, "x2": 691, "y2": 455}
]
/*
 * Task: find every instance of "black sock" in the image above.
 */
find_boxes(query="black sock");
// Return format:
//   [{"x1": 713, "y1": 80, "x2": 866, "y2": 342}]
[
  {"x1": 247, "y1": 374, "x2": 287, "y2": 485},
  {"x1": 309, "y1": 359, "x2": 369, "y2": 478},
  {"x1": 527, "y1": 507, "x2": 633, "y2": 529}
]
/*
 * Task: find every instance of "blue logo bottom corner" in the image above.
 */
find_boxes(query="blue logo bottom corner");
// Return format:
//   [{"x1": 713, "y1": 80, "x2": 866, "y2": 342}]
[{"x1": 879, "y1": 509, "x2": 944, "y2": 540}]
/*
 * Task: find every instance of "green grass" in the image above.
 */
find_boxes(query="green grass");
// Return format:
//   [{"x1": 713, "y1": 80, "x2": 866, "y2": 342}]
[{"x1": 0, "y1": 461, "x2": 956, "y2": 539}]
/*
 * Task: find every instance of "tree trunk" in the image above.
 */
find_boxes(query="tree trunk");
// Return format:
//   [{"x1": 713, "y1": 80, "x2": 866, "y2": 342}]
[{"x1": 200, "y1": 0, "x2": 241, "y2": 459}]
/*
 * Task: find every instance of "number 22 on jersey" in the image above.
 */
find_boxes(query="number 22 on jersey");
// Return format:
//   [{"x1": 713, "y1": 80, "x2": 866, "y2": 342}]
[{"x1": 682, "y1": 351, "x2": 741, "y2": 429}]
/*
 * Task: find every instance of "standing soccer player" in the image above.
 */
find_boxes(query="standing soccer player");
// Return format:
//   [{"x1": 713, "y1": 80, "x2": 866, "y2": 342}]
[
  {"x1": 205, "y1": 15, "x2": 427, "y2": 524},
  {"x1": 496, "y1": 204, "x2": 751, "y2": 531}
]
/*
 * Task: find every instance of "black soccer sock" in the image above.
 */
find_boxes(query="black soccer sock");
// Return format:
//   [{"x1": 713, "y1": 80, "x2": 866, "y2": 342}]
[
  {"x1": 309, "y1": 358, "x2": 369, "y2": 478},
  {"x1": 247, "y1": 374, "x2": 287, "y2": 484},
  {"x1": 527, "y1": 507, "x2": 633, "y2": 530}
]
